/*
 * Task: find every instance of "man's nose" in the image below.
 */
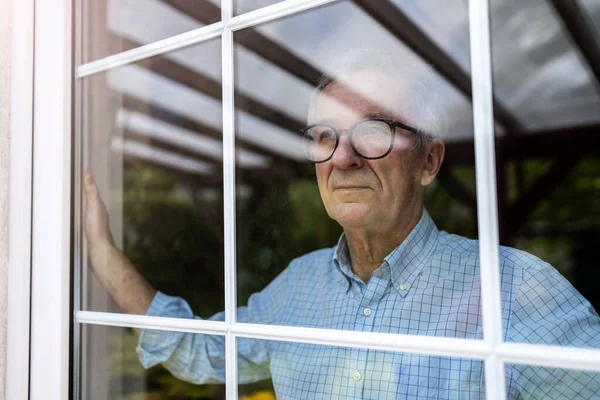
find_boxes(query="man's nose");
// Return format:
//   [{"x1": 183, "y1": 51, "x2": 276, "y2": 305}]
[{"x1": 330, "y1": 131, "x2": 362, "y2": 169}]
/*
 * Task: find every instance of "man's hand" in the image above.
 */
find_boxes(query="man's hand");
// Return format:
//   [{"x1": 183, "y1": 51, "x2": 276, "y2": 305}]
[
  {"x1": 82, "y1": 174, "x2": 156, "y2": 317},
  {"x1": 84, "y1": 174, "x2": 115, "y2": 250}
]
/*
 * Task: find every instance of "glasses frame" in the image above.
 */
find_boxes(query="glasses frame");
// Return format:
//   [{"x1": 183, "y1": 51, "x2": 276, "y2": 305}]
[{"x1": 301, "y1": 116, "x2": 420, "y2": 163}]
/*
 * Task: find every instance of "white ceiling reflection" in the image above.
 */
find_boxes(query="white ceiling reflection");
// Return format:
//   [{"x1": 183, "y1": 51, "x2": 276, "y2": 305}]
[
  {"x1": 108, "y1": 0, "x2": 314, "y2": 123},
  {"x1": 111, "y1": 136, "x2": 213, "y2": 176},
  {"x1": 107, "y1": 65, "x2": 306, "y2": 162},
  {"x1": 104, "y1": 0, "x2": 600, "y2": 150},
  {"x1": 391, "y1": 0, "x2": 471, "y2": 73},
  {"x1": 234, "y1": 0, "x2": 282, "y2": 15},
  {"x1": 581, "y1": 0, "x2": 600, "y2": 41},
  {"x1": 108, "y1": 0, "x2": 199, "y2": 43},
  {"x1": 489, "y1": 0, "x2": 600, "y2": 129},
  {"x1": 248, "y1": 1, "x2": 475, "y2": 140},
  {"x1": 116, "y1": 109, "x2": 270, "y2": 168}
]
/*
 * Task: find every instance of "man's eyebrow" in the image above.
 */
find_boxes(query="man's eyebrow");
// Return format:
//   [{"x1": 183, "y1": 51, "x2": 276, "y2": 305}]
[{"x1": 361, "y1": 112, "x2": 394, "y2": 120}]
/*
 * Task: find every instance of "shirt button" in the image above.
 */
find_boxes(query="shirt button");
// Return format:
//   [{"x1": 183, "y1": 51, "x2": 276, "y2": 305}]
[
  {"x1": 352, "y1": 371, "x2": 362, "y2": 381},
  {"x1": 363, "y1": 307, "x2": 372, "y2": 316},
  {"x1": 399, "y1": 283, "x2": 407, "y2": 291}
]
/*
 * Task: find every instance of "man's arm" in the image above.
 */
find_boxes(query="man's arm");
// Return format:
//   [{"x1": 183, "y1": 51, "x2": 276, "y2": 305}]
[
  {"x1": 83, "y1": 174, "x2": 272, "y2": 384},
  {"x1": 83, "y1": 174, "x2": 156, "y2": 315}
]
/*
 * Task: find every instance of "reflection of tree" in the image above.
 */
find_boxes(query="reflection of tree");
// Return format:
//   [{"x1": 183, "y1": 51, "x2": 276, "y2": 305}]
[
  {"x1": 115, "y1": 156, "x2": 599, "y2": 397},
  {"x1": 123, "y1": 167, "x2": 224, "y2": 319}
]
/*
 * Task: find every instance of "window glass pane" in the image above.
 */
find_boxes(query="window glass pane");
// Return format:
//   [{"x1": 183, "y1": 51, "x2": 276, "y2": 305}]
[
  {"x1": 80, "y1": 0, "x2": 220, "y2": 64},
  {"x1": 390, "y1": 0, "x2": 471, "y2": 73},
  {"x1": 491, "y1": 2, "x2": 600, "y2": 350},
  {"x1": 80, "y1": 324, "x2": 225, "y2": 399},
  {"x1": 581, "y1": 0, "x2": 600, "y2": 39},
  {"x1": 505, "y1": 363, "x2": 600, "y2": 399},
  {"x1": 78, "y1": 39, "x2": 224, "y2": 318},
  {"x1": 234, "y1": 0, "x2": 283, "y2": 15},
  {"x1": 233, "y1": 1, "x2": 484, "y2": 341},
  {"x1": 237, "y1": 338, "x2": 485, "y2": 398},
  {"x1": 490, "y1": 0, "x2": 600, "y2": 129}
]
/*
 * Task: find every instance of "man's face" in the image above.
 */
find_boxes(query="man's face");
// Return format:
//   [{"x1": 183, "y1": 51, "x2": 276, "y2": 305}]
[{"x1": 311, "y1": 72, "x2": 431, "y2": 232}]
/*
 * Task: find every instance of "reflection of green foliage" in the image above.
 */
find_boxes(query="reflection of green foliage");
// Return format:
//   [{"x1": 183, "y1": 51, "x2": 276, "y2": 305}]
[
  {"x1": 236, "y1": 178, "x2": 341, "y2": 304},
  {"x1": 123, "y1": 168, "x2": 224, "y2": 319},
  {"x1": 514, "y1": 157, "x2": 600, "y2": 308},
  {"x1": 426, "y1": 168, "x2": 478, "y2": 240}
]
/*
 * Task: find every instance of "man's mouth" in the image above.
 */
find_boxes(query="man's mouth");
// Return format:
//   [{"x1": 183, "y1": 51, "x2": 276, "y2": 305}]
[{"x1": 334, "y1": 186, "x2": 369, "y2": 190}]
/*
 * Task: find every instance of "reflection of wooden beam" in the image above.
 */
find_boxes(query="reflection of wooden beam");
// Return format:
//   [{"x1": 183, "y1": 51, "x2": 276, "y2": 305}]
[
  {"x1": 112, "y1": 34, "x2": 305, "y2": 134},
  {"x1": 122, "y1": 154, "x2": 222, "y2": 186},
  {"x1": 162, "y1": 0, "x2": 324, "y2": 84},
  {"x1": 352, "y1": 0, "x2": 523, "y2": 132},
  {"x1": 162, "y1": 0, "x2": 221, "y2": 25},
  {"x1": 507, "y1": 150, "x2": 586, "y2": 234},
  {"x1": 122, "y1": 95, "x2": 278, "y2": 160},
  {"x1": 444, "y1": 124, "x2": 600, "y2": 165},
  {"x1": 436, "y1": 168, "x2": 477, "y2": 214},
  {"x1": 550, "y1": 0, "x2": 600, "y2": 92},
  {"x1": 122, "y1": 129, "x2": 223, "y2": 167},
  {"x1": 119, "y1": 95, "x2": 316, "y2": 175}
]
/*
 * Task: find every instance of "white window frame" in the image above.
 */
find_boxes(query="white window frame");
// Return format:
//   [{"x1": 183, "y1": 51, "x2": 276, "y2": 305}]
[
  {"x1": 28, "y1": 0, "x2": 73, "y2": 399},
  {"x1": 7, "y1": 0, "x2": 35, "y2": 398},
  {"x1": 24, "y1": 0, "x2": 600, "y2": 399}
]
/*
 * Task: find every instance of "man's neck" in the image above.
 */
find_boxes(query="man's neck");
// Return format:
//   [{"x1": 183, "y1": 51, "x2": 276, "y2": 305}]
[{"x1": 343, "y1": 208, "x2": 423, "y2": 283}]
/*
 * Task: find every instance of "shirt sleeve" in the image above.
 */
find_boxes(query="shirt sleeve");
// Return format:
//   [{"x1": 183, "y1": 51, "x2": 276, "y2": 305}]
[
  {"x1": 136, "y1": 291, "x2": 271, "y2": 384},
  {"x1": 508, "y1": 259, "x2": 600, "y2": 399}
]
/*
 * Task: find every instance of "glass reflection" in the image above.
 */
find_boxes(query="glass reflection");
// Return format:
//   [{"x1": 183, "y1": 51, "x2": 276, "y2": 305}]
[
  {"x1": 80, "y1": 324, "x2": 225, "y2": 399},
  {"x1": 237, "y1": 338, "x2": 485, "y2": 399},
  {"x1": 234, "y1": 1, "x2": 480, "y2": 340},
  {"x1": 234, "y1": 0, "x2": 284, "y2": 16},
  {"x1": 80, "y1": 39, "x2": 224, "y2": 318},
  {"x1": 490, "y1": 0, "x2": 600, "y2": 129},
  {"x1": 490, "y1": 0, "x2": 600, "y2": 351},
  {"x1": 505, "y1": 364, "x2": 600, "y2": 399},
  {"x1": 80, "y1": 0, "x2": 220, "y2": 64}
]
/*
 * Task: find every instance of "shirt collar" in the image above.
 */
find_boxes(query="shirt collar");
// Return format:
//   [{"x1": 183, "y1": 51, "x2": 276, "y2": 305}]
[{"x1": 332, "y1": 209, "x2": 439, "y2": 296}]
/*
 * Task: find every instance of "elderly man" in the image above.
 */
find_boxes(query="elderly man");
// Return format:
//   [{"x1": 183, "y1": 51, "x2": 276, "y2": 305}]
[{"x1": 84, "y1": 55, "x2": 600, "y2": 399}]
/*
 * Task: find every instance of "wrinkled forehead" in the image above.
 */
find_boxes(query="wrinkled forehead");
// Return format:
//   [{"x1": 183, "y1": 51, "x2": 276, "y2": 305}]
[{"x1": 310, "y1": 71, "x2": 411, "y2": 126}]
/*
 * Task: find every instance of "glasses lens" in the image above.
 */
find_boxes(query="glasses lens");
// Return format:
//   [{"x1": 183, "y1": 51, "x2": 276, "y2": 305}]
[
  {"x1": 303, "y1": 126, "x2": 337, "y2": 162},
  {"x1": 352, "y1": 120, "x2": 393, "y2": 158}
]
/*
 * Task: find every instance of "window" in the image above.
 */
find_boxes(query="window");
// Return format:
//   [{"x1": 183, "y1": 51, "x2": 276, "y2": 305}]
[{"x1": 27, "y1": 0, "x2": 600, "y2": 399}]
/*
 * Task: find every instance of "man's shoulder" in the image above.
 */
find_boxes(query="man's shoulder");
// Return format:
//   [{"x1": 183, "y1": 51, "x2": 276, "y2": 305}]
[
  {"x1": 284, "y1": 247, "x2": 336, "y2": 279},
  {"x1": 436, "y1": 230, "x2": 549, "y2": 275},
  {"x1": 292, "y1": 247, "x2": 336, "y2": 266}
]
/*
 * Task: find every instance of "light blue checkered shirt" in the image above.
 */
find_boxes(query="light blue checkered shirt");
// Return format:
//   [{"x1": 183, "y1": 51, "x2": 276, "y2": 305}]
[{"x1": 138, "y1": 210, "x2": 600, "y2": 399}]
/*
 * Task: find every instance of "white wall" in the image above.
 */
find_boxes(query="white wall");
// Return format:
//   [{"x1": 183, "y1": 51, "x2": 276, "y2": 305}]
[{"x1": 0, "y1": 0, "x2": 14, "y2": 395}]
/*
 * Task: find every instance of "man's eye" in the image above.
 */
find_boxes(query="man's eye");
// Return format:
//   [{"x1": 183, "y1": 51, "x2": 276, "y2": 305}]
[{"x1": 319, "y1": 130, "x2": 335, "y2": 140}]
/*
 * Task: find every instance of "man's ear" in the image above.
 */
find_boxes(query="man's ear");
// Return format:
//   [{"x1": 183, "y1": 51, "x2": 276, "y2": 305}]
[{"x1": 420, "y1": 139, "x2": 445, "y2": 187}]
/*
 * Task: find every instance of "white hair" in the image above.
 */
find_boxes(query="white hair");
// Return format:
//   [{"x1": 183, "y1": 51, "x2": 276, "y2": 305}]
[{"x1": 307, "y1": 49, "x2": 448, "y2": 151}]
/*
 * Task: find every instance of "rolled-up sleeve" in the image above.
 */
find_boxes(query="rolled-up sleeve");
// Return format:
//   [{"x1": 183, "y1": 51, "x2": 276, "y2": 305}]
[{"x1": 137, "y1": 291, "x2": 270, "y2": 384}]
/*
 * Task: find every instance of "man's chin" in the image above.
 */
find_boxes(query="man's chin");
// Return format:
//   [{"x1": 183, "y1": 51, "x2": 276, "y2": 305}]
[{"x1": 330, "y1": 203, "x2": 375, "y2": 228}]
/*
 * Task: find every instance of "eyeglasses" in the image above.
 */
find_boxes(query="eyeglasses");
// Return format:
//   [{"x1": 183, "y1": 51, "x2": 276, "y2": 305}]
[{"x1": 301, "y1": 117, "x2": 420, "y2": 163}]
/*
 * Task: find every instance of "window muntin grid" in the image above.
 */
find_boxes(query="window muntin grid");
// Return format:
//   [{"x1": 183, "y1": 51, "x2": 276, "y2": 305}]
[
  {"x1": 80, "y1": 0, "x2": 220, "y2": 64},
  {"x1": 70, "y1": 1, "x2": 600, "y2": 400},
  {"x1": 78, "y1": 38, "x2": 226, "y2": 317},
  {"x1": 233, "y1": 1, "x2": 480, "y2": 338}
]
